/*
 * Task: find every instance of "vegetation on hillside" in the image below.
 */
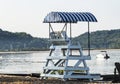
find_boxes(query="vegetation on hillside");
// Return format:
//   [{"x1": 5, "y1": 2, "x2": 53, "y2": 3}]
[
  {"x1": 73, "y1": 29, "x2": 120, "y2": 49},
  {"x1": 0, "y1": 28, "x2": 119, "y2": 51},
  {"x1": 0, "y1": 29, "x2": 49, "y2": 51}
]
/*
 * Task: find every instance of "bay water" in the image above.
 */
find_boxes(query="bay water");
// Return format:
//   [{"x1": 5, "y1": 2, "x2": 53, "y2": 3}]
[{"x1": 0, "y1": 49, "x2": 119, "y2": 75}]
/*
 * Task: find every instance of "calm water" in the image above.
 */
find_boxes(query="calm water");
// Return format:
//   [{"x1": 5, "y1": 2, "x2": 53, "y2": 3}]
[{"x1": 0, "y1": 49, "x2": 119, "y2": 75}]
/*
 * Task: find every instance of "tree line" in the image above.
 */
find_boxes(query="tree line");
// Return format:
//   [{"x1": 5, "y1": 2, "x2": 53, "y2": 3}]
[
  {"x1": 0, "y1": 28, "x2": 119, "y2": 51},
  {"x1": 0, "y1": 29, "x2": 49, "y2": 51},
  {"x1": 73, "y1": 29, "x2": 120, "y2": 49}
]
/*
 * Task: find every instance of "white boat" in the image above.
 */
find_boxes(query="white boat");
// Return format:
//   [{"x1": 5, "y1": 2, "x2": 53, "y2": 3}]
[
  {"x1": 96, "y1": 54, "x2": 104, "y2": 58},
  {"x1": 96, "y1": 51, "x2": 110, "y2": 59}
]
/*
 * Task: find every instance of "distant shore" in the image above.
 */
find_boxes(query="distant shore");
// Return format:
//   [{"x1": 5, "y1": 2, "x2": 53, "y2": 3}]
[{"x1": 0, "y1": 48, "x2": 119, "y2": 53}]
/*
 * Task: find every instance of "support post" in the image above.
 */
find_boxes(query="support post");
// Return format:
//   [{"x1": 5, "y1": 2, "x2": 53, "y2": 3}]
[
  {"x1": 70, "y1": 23, "x2": 72, "y2": 55},
  {"x1": 66, "y1": 23, "x2": 67, "y2": 36},
  {"x1": 88, "y1": 22, "x2": 90, "y2": 56},
  {"x1": 49, "y1": 23, "x2": 50, "y2": 40},
  {"x1": 70, "y1": 23, "x2": 72, "y2": 40}
]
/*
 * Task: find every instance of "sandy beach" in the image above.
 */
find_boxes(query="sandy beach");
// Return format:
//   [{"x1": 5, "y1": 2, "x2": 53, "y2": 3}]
[{"x1": 0, "y1": 74, "x2": 114, "y2": 84}]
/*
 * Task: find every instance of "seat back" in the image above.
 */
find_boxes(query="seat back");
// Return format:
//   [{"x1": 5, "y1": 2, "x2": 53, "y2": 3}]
[{"x1": 50, "y1": 31, "x2": 62, "y2": 39}]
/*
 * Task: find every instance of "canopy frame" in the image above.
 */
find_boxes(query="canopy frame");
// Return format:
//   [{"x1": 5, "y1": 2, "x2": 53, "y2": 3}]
[
  {"x1": 43, "y1": 12, "x2": 97, "y2": 23},
  {"x1": 44, "y1": 12, "x2": 98, "y2": 56}
]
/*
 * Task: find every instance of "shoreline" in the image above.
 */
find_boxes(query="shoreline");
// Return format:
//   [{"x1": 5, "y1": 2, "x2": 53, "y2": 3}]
[
  {"x1": 0, "y1": 74, "x2": 118, "y2": 84},
  {"x1": 0, "y1": 48, "x2": 119, "y2": 53}
]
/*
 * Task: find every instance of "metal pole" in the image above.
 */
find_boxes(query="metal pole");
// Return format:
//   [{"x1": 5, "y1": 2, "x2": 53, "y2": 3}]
[
  {"x1": 70, "y1": 23, "x2": 72, "y2": 40},
  {"x1": 88, "y1": 22, "x2": 90, "y2": 56},
  {"x1": 66, "y1": 23, "x2": 67, "y2": 34},
  {"x1": 62, "y1": 23, "x2": 67, "y2": 32},
  {"x1": 49, "y1": 23, "x2": 50, "y2": 40},
  {"x1": 70, "y1": 23, "x2": 72, "y2": 55},
  {"x1": 65, "y1": 23, "x2": 67, "y2": 39}
]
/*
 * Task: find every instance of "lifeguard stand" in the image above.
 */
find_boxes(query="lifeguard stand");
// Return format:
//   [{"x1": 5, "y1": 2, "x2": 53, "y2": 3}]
[{"x1": 42, "y1": 12, "x2": 100, "y2": 80}]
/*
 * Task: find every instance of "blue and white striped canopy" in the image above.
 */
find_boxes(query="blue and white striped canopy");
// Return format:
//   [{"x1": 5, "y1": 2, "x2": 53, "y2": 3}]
[{"x1": 43, "y1": 12, "x2": 97, "y2": 23}]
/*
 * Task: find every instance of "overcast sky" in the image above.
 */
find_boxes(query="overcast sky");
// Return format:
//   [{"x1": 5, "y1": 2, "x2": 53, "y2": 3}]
[{"x1": 0, "y1": 0, "x2": 120, "y2": 38}]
